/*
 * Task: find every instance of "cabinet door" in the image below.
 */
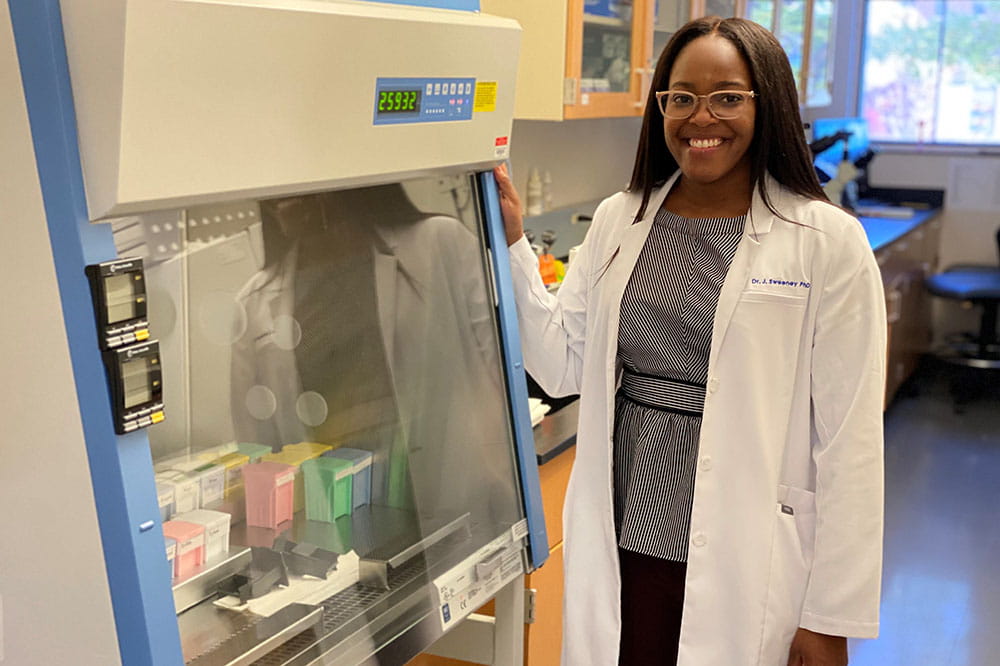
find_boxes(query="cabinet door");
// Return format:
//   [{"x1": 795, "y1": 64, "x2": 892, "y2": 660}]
[
  {"x1": 692, "y1": 0, "x2": 747, "y2": 18},
  {"x1": 525, "y1": 542, "x2": 565, "y2": 665},
  {"x1": 654, "y1": 0, "x2": 692, "y2": 33},
  {"x1": 565, "y1": 0, "x2": 655, "y2": 118}
]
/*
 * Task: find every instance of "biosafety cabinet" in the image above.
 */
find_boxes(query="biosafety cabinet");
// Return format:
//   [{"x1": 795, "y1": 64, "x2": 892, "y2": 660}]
[{"x1": 9, "y1": 1, "x2": 546, "y2": 664}]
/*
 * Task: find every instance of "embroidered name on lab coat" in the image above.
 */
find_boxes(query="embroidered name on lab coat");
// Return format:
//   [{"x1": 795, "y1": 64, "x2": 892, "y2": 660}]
[{"x1": 750, "y1": 277, "x2": 811, "y2": 289}]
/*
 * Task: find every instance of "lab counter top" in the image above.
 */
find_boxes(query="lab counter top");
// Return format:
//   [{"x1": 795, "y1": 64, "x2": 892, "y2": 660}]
[
  {"x1": 524, "y1": 196, "x2": 941, "y2": 261},
  {"x1": 522, "y1": 199, "x2": 603, "y2": 260},
  {"x1": 856, "y1": 205, "x2": 941, "y2": 253},
  {"x1": 533, "y1": 399, "x2": 579, "y2": 465}
]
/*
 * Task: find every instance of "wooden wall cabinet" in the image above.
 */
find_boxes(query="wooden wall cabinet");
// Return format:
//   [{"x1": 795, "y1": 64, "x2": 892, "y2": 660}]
[
  {"x1": 691, "y1": 0, "x2": 745, "y2": 18},
  {"x1": 481, "y1": 0, "x2": 656, "y2": 120},
  {"x1": 481, "y1": 0, "x2": 832, "y2": 121}
]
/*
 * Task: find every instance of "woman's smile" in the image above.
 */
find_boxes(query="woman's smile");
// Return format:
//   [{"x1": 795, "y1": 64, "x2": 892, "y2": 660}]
[{"x1": 686, "y1": 136, "x2": 726, "y2": 150}]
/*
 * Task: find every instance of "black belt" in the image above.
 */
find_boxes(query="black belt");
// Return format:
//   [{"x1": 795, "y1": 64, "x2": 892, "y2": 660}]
[{"x1": 619, "y1": 367, "x2": 705, "y2": 416}]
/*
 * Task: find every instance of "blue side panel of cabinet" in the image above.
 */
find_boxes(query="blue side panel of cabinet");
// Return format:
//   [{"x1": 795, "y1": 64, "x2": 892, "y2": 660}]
[
  {"x1": 8, "y1": 1, "x2": 182, "y2": 664},
  {"x1": 479, "y1": 171, "x2": 549, "y2": 571}
]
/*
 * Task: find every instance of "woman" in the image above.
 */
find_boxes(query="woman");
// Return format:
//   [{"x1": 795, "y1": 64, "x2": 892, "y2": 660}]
[{"x1": 494, "y1": 16, "x2": 885, "y2": 666}]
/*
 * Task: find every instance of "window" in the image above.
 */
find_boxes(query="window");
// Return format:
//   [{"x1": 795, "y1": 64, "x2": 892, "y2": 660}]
[
  {"x1": 746, "y1": 0, "x2": 836, "y2": 107},
  {"x1": 861, "y1": 1, "x2": 1000, "y2": 145}
]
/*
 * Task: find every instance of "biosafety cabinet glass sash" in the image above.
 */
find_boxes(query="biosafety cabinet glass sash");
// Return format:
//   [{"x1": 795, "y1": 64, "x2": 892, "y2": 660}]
[{"x1": 117, "y1": 174, "x2": 526, "y2": 663}]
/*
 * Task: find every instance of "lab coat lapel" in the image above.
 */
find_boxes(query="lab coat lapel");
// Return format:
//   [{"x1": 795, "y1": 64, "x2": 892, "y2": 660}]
[
  {"x1": 267, "y1": 243, "x2": 299, "y2": 325},
  {"x1": 708, "y1": 175, "x2": 778, "y2": 364},
  {"x1": 368, "y1": 222, "x2": 401, "y2": 376},
  {"x1": 374, "y1": 251, "x2": 397, "y2": 367}
]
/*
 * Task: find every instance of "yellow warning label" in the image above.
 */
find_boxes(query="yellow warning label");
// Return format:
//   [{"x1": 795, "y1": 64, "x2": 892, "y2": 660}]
[{"x1": 474, "y1": 82, "x2": 498, "y2": 112}]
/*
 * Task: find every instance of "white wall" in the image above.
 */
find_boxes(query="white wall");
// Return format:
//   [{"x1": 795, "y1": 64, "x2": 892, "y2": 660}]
[
  {"x1": 509, "y1": 116, "x2": 643, "y2": 211},
  {"x1": 0, "y1": 5, "x2": 121, "y2": 664}
]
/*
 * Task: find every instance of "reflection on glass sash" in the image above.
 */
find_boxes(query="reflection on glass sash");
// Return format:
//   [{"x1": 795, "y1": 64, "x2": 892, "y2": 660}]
[
  {"x1": 111, "y1": 176, "x2": 523, "y2": 556},
  {"x1": 230, "y1": 182, "x2": 519, "y2": 529}
]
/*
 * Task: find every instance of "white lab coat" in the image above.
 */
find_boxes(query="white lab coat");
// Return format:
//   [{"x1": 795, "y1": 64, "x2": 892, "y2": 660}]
[{"x1": 508, "y1": 171, "x2": 885, "y2": 665}]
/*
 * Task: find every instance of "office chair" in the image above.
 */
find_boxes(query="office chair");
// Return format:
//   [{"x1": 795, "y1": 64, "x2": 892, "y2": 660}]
[{"x1": 926, "y1": 229, "x2": 1000, "y2": 409}]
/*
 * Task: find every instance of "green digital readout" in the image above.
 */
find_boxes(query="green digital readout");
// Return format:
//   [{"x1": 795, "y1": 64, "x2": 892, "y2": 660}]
[{"x1": 377, "y1": 89, "x2": 421, "y2": 115}]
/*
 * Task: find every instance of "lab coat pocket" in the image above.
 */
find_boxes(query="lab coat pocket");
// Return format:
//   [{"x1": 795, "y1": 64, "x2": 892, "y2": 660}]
[
  {"x1": 730, "y1": 291, "x2": 807, "y2": 400},
  {"x1": 758, "y1": 486, "x2": 816, "y2": 665},
  {"x1": 739, "y1": 290, "x2": 808, "y2": 306}
]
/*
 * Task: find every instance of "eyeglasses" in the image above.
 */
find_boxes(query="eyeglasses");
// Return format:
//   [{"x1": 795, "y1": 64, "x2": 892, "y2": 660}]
[{"x1": 655, "y1": 90, "x2": 757, "y2": 120}]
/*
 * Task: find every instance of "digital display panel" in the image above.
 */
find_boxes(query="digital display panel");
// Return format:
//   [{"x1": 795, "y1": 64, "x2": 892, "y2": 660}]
[
  {"x1": 122, "y1": 356, "x2": 152, "y2": 408},
  {"x1": 104, "y1": 273, "x2": 138, "y2": 324},
  {"x1": 377, "y1": 89, "x2": 421, "y2": 115}
]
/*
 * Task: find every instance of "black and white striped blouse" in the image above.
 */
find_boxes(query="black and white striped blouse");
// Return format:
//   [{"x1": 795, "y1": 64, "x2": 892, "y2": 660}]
[{"x1": 614, "y1": 207, "x2": 745, "y2": 562}]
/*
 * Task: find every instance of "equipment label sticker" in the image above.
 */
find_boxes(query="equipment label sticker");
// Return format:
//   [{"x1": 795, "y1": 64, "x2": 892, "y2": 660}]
[
  {"x1": 495, "y1": 136, "x2": 510, "y2": 158},
  {"x1": 474, "y1": 82, "x2": 498, "y2": 112}
]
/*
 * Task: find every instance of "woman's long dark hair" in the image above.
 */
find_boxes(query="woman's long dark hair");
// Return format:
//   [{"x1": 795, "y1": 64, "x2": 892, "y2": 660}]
[{"x1": 627, "y1": 16, "x2": 826, "y2": 223}]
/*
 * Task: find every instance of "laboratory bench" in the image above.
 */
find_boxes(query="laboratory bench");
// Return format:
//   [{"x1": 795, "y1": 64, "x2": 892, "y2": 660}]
[
  {"x1": 858, "y1": 207, "x2": 939, "y2": 252},
  {"x1": 855, "y1": 188, "x2": 944, "y2": 405},
  {"x1": 523, "y1": 189, "x2": 942, "y2": 257}
]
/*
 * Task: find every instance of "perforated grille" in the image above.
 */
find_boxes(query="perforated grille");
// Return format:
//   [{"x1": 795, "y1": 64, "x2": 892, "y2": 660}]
[
  {"x1": 185, "y1": 531, "x2": 473, "y2": 666},
  {"x1": 250, "y1": 543, "x2": 457, "y2": 665},
  {"x1": 185, "y1": 614, "x2": 267, "y2": 665}
]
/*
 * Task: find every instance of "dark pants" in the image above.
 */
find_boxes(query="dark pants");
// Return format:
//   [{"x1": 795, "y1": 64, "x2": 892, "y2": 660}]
[{"x1": 618, "y1": 548, "x2": 686, "y2": 666}]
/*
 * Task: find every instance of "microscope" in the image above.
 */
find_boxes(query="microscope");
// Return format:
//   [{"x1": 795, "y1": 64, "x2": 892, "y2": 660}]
[{"x1": 809, "y1": 128, "x2": 877, "y2": 211}]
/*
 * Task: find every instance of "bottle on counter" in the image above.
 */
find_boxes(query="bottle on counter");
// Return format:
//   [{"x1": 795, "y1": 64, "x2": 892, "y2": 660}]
[{"x1": 526, "y1": 167, "x2": 543, "y2": 216}]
